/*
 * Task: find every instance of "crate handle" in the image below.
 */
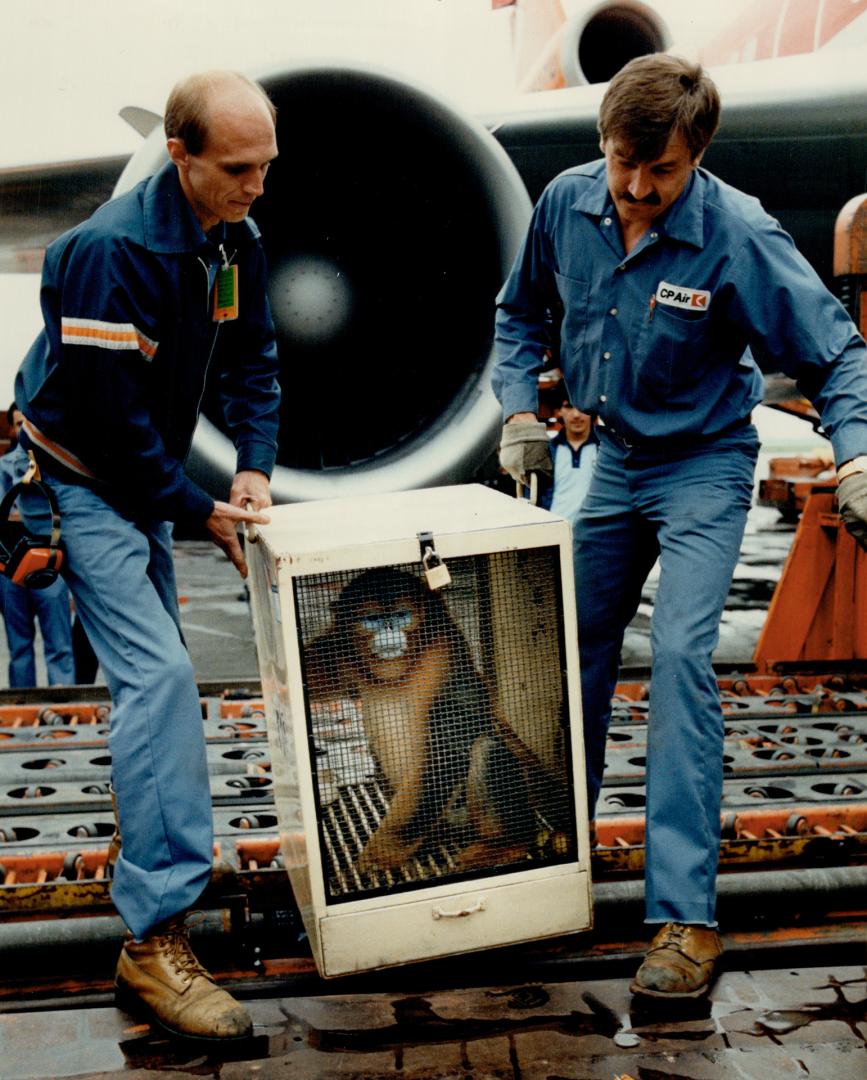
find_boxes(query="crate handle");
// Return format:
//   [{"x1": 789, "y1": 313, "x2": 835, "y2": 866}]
[
  {"x1": 243, "y1": 500, "x2": 258, "y2": 545},
  {"x1": 515, "y1": 472, "x2": 539, "y2": 505},
  {"x1": 431, "y1": 898, "x2": 486, "y2": 920}
]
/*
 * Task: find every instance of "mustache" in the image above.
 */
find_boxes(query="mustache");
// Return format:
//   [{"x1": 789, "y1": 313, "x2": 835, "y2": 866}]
[{"x1": 619, "y1": 191, "x2": 662, "y2": 206}]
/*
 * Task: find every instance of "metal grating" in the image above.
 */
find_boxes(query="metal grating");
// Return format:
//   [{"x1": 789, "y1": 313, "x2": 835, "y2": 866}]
[{"x1": 295, "y1": 549, "x2": 577, "y2": 901}]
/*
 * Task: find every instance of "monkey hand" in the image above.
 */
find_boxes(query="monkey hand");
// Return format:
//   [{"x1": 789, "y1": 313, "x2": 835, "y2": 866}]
[
  {"x1": 499, "y1": 420, "x2": 553, "y2": 486},
  {"x1": 838, "y1": 472, "x2": 867, "y2": 550}
]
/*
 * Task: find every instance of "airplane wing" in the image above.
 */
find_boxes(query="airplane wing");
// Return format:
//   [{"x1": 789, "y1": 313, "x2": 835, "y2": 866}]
[{"x1": 0, "y1": 156, "x2": 127, "y2": 274}]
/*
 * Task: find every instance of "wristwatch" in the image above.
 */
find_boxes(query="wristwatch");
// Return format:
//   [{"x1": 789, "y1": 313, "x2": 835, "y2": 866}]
[{"x1": 837, "y1": 455, "x2": 867, "y2": 482}]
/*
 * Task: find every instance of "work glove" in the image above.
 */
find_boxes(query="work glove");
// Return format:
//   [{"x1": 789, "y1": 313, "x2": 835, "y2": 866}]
[
  {"x1": 837, "y1": 472, "x2": 867, "y2": 550},
  {"x1": 499, "y1": 420, "x2": 553, "y2": 487}
]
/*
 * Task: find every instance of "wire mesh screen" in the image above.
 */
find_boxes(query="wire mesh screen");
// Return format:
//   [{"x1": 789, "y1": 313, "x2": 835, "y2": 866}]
[{"x1": 295, "y1": 547, "x2": 577, "y2": 901}]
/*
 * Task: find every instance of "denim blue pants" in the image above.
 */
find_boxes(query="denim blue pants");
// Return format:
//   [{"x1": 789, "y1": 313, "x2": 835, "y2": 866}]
[
  {"x1": 17, "y1": 449, "x2": 213, "y2": 939},
  {"x1": 574, "y1": 425, "x2": 759, "y2": 926},
  {"x1": 0, "y1": 573, "x2": 75, "y2": 686}
]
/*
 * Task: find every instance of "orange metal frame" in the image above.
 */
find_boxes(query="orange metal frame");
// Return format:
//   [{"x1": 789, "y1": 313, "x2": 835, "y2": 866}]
[
  {"x1": 754, "y1": 490, "x2": 867, "y2": 668},
  {"x1": 753, "y1": 192, "x2": 867, "y2": 670}
]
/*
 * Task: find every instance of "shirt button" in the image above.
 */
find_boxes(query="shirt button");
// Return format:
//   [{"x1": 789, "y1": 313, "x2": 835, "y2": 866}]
[
  {"x1": 599, "y1": 394, "x2": 608, "y2": 403},
  {"x1": 603, "y1": 216, "x2": 612, "y2": 226},
  {"x1": 609, "y1": 307, "x2": 618, "y2": 316},
  {"x1": 650, "y1": 231, "x2": 658, "y2": 239},
  {"x1": 603, "y1": 351, "x2": 611, "y2": 360}
]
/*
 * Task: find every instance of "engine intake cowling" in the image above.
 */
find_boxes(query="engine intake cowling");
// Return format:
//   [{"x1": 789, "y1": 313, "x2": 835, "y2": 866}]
[{"x1": 560, "y1": 2, "x2": 670, "y2": 86}]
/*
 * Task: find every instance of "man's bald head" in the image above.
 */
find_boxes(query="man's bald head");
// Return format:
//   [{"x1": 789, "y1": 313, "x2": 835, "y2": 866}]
[
  {"x1": 165, "y1": 70, "x2": 279, "y2": 232},
  {"x1": 164, "y1": 70, "x2": 276, "y2": 156}
]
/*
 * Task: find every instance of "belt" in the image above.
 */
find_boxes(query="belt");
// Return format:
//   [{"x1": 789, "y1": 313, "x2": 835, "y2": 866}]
[
  {"x1": 598, "y1": 415, "x2": 752, "y2": 452},
  {"x1": 19, "y1": 418, "x2": 101, "y2": 486}
]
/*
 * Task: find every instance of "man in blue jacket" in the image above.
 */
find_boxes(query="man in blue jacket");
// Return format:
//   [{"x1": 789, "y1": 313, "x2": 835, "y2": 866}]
[
  {"x1": 13, "y1": 70, "x2": 280, "y2": 1038},
  {"x1": 495, "y1": 54, "x2": 867, "y2": 1001}
]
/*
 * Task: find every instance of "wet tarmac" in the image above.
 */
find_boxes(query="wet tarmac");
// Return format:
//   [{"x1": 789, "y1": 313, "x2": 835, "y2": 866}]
[
  {"x1": 0, "y1": 417, "x2": 824, "y2": 691},
  {"x1": 2, "y1": 962, "x2": 866, "y2": 1078},
  {"x1": 0, "y1": 507, "x2": 796, "y2": 697}
]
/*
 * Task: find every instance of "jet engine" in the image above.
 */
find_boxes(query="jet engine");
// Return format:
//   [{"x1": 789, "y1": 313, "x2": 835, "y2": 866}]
[
  {"x1": 113, "y1": 64, "x2": 532, "y2": 503},
  {"x1": 560, "y1": 2, "x2": 670, "y2": 86},
  {"x1": 516, "y1": 1, "x2": 671, "y2": 92}
]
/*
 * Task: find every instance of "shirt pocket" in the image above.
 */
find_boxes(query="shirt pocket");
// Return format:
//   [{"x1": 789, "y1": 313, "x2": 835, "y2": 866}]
[
  {"x1": 553, "y1": 271, "x2": 590, "y2": 361},
  {"x1": 637, "y1": 303, "x2": 712, "y2": 403}
]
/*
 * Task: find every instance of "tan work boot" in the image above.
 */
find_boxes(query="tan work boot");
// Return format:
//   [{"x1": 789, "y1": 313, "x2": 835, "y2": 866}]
[
  {"x1": 115, "y1": 914, "x2": 252, "y2": 1040},
  {"x1": 630, "y1": 922, "x2": 723, "y2": 999}
]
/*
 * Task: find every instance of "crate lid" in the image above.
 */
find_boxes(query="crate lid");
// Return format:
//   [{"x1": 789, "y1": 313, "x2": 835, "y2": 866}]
[{"x1": 254, "y1": 483, "x2": 558, "y2": 555}]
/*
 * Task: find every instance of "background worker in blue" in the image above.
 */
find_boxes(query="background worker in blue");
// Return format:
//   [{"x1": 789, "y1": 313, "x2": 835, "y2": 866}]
[
  {"x1": 539, "y1": 390, "x2": 598, "y2": 528},
  {"x1": 495, "y1": 53, "x2": 867, "y2": 1001},
  {"x1": 0, "y1": 403, "x2": 74, "y2": 687},
  {"x1": 12, "y1": 70, "x2": 280, "y2": 1039}
]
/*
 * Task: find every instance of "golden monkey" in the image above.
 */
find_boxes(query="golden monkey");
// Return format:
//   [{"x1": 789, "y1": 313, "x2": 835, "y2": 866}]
[{"x1": 303, "y1": 567, "x2": 548, "y2": 876}]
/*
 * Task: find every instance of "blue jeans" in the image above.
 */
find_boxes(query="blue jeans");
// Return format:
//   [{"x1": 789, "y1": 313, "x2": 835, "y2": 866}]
[
  {"x1": 574, "y1": 425, "x2": 759, "y2": 927},
  {"x1": 17, "y1": 450, "x2": 213, "y2": 939},
  {"x1": 1, "y1": 573, "x2": 75, "y2": 686}
]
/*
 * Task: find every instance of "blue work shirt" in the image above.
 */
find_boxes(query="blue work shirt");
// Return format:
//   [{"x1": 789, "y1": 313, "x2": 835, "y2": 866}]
[{"x1": 493, "y1": 160, "x2": 867, "y2": 465}]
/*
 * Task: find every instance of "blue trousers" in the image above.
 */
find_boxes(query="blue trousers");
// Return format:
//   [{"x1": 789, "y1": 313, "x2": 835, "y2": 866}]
[
  {"x1": 1, "y1": 574, "x2": 75, "y2": 686},
  {"x1": 18, "y1": 451, "x2": 213, "y2": 939},
  {"x1": 574, "y1": 425, "x2": 758, "y2": 926}
]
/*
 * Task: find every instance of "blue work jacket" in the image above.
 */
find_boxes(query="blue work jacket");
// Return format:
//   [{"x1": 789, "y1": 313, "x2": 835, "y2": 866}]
[
  {"x1": 493, "y1": 160, "x2": 867, "y2": 466},
  {"x1": 15, "y1": 161, "x2": 281, "y2": 523}
]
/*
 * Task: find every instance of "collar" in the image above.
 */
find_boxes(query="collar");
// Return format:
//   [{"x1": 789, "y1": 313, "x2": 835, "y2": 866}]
[
  {"x1": 552, "y1": 425, "x2": 599, "y2": 449},
  {"x1": 570, "y1": 158, "x2": 706, "y2": 250},
  {"x1": 142, "y1": 160, "x2": 261, "y2": 254}
]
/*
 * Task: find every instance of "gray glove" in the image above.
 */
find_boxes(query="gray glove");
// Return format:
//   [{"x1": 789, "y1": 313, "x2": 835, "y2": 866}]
[
  {"x1": 499, "y1": 420, "x2": 553, "y2": 486},
  {"x1": 838, "y1": 472, "x2": 867, "y2": 550}
]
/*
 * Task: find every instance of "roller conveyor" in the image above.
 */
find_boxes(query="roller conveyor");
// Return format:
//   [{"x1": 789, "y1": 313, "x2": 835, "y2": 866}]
[{"x1": 2, "y1": 670, "x2": 867, "y2": 915}]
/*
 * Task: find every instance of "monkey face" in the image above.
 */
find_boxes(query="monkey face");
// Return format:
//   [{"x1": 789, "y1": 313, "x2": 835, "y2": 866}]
[
  {"x1": 362, "y1": 606, "x2": 415, "y2": 659},
  {"x1": 353, "y1": 598, "x2": 420, "y2": 683},
  {"x1": 325, "y1": 567, "x2": 446, "y2": 688}
]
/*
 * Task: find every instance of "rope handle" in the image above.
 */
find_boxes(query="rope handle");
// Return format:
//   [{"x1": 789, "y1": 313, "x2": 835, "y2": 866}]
[
  {"x1": 514, "y1": 471, "x2": 539, "y2": 505},
  {"x1": 243, "y1": 501, "x2": 258, "y2": 545}
]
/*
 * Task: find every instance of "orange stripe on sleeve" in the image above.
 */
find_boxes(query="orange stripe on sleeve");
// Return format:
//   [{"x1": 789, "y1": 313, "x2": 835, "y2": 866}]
[{"x1": 61, "y1": 318, "x2": 158, "y2": 361}]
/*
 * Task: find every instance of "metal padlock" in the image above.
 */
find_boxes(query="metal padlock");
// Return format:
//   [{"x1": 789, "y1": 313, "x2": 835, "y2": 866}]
[{"x1": 422, "y1": 546, "x2": 452, "y2": 590}]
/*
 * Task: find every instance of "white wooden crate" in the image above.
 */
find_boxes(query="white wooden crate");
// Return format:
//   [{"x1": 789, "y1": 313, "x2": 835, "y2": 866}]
[{"x1": 247, "y1": 484, "x2": 592, "y2": 977}]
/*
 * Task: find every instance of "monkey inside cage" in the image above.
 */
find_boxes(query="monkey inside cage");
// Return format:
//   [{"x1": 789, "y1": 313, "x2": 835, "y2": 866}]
[
  {"x1": 297, "y1": 548, "x2": 576, "y2": 901},
  {"x1": 248, "y1": 485, "x2": 592, "y2": 976}
]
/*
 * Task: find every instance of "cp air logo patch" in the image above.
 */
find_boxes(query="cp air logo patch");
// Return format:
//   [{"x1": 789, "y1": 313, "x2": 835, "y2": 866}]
[{"x1": 655, "y1": 281, "x2": 711, "y2": 312}]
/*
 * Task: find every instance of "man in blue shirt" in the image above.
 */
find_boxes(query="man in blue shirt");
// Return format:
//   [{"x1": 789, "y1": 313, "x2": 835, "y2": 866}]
[
  {"x1": 495, "y1": 54, "x2": 867, "y2": 1000},
  {"x1": 539, "y1": 392, "x2": 598, "y2": 527}
]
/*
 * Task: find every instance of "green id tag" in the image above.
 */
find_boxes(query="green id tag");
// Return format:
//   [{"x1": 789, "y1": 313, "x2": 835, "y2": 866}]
[{"x1": 213, "y1": 264, "x2": 239, "y2": 321}]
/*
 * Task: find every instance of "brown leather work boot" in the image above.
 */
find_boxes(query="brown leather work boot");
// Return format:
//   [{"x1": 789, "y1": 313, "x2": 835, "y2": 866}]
[
  {"x1": 115, "y1": 914, "x2": 252, "y2": 1040},
  {"x1": 630, "y1": 922, "x2": 723, "y2": 999}
]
